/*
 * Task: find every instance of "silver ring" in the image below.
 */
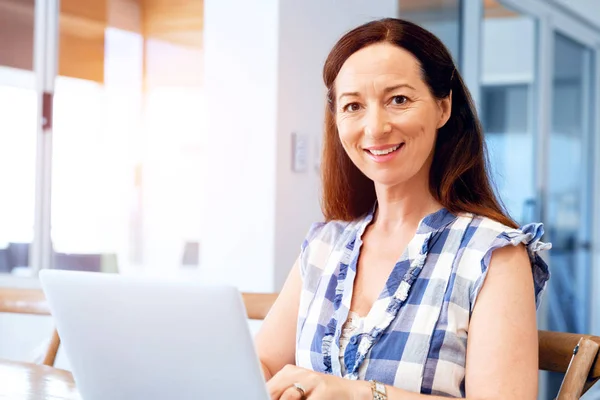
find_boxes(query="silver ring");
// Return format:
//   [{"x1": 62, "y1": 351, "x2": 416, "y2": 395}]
[{"x1": 293, "y1": 382, "x2": 306, "y2": 399}]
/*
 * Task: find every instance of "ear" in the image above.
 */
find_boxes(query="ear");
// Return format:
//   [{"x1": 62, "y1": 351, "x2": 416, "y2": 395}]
[{"x1": 436, "y1": 91, "x2": 452, "y2": 129}]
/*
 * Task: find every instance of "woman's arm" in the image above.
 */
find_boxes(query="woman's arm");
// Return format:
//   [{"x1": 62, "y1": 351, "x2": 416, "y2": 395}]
[
  {"x1": 369, "y1": 244, "x2": 539, "y2": 400},
  {"x1": 255, "y1": 258, "x2": 303, "y2": 381},
  {"x1": 268, "y1": 244, "x2": 540, "y2": 399},
  {"x1": 462, "y1": 243, "x2": 539, "y2": 399}
]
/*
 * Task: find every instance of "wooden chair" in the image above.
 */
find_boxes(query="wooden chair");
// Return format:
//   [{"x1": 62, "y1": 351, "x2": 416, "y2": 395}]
[
  {"x1": 539, "y1": 330, "x2": 600, "y2": 399},
  {"x1": 0, "y1": 288, "x2": 61, "y2": 366}
]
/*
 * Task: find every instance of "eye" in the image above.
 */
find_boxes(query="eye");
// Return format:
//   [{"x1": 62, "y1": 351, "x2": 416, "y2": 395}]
[
  {"x1": 391, "y1": 95, "x2": 408, "y2": 105},
  {"x1": 342, "y1": 102, "x2": 361, "y2": 113}
]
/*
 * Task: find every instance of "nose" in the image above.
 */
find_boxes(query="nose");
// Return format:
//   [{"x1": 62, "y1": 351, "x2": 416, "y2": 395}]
[{"x1": 363, "y1": 106, "x2": 391, "y2": 138}]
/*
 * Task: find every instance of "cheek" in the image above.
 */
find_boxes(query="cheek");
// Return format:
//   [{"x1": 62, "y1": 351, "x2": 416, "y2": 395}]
[
  {"x1": 336, "y1": 119, "x2": 360, "y2": 147},
  {"x1": 391, "y1": 108, "x2": 437, "y2": 141}
]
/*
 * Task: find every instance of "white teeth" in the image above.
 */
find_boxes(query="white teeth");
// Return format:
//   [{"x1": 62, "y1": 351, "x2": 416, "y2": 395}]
[{"x1": 368, "y1": 144, "x2": 400, "y2": 156}]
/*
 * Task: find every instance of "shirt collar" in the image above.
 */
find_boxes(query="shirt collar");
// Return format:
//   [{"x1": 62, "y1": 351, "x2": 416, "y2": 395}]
[{"x1": 365, "y1": 204, "x2": 458, "y2": 235}]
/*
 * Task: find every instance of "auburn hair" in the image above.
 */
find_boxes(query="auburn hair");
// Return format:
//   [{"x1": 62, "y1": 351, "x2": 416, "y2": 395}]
[{"x1": 320, "y1": 18, "x2": 516, "y2": 228}]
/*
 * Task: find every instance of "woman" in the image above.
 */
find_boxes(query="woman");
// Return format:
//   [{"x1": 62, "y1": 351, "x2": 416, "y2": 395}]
[{"x1": 256, "y1": 18, "x2": 550, "y2": 400}]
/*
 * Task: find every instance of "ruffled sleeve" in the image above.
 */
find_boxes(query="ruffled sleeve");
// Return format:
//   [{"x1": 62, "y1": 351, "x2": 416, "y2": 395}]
[{"x1": 471, "y1": 223, "x2": 551, "y2": 313}]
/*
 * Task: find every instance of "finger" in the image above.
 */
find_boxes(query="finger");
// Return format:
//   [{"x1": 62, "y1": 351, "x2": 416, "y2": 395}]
[
  {"x1": 267, "y1": 371, "x2": 292, "y2": 399},
  {"x1": 268, "y1": 374, "x2": 300, "y2": 399},
  {"x1": 267, "y1": 366, "x2": 306, "y2": 399},
  {"x1": 280, "y1": 386, "x2": 305, "y2": 400}
]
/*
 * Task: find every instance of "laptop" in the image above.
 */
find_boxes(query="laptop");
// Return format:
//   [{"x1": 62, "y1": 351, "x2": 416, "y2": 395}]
[{"x1": 39, "y1": 269, "x2": 270, "y2": 400}]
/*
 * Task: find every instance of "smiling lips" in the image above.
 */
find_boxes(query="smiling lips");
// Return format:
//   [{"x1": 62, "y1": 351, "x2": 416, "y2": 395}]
[{"x1": 363, "y1": 143, "x2": 405, "y2": 162}]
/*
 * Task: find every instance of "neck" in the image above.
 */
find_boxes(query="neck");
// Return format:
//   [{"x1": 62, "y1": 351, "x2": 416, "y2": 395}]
[{"x1": 373, "y1": 170, "x2": 442, "y2": 233}]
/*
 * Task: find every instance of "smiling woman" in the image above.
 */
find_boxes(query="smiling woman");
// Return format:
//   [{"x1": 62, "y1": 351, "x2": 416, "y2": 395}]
[
  {"x1": 320, "y1": 21, "x2": 513, "y2": 228},
  {"x1": 255, "y1": 18, "x2": 551, "y2": 400}
]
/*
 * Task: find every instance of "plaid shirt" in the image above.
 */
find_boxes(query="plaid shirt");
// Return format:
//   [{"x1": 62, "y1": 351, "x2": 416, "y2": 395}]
[{"x1": 295, "y1": 208, "x2": 550, "y2": 397}]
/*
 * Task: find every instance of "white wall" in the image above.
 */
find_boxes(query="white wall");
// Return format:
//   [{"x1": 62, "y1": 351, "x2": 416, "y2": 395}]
[
  {"x1": 202, "y1": 0, "x2": 398, "y2": 292},
  {"x1": 201, "y1": 0, "x2": 280, "y2": 292}
]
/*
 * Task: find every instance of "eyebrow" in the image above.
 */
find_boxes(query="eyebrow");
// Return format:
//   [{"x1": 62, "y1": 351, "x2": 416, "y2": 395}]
[
  {"x1": 383, "y1": 83, "x2": 416, "y2": 94},
  {"x1": 338, "y1": 84, "x2": 416, "y2": 101}
]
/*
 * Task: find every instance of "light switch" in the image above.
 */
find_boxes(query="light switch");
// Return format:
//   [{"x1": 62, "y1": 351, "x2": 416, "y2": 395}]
[
  {"x1": 292, "y1": 132, "x2": 309, "y2": 172},
  {"x1": 314, "y1": 136, "x2": 322, "y2": 172}
]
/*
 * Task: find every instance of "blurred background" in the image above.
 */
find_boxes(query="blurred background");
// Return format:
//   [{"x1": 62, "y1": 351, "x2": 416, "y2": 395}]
[{"x1": 0, "y1": 0, "x2": 598, "y2": 398}]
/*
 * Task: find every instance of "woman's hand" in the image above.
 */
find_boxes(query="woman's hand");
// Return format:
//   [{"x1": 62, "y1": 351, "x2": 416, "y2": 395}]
[{"x1": 266, "y1": 364, "x2": 370, "y2": 400}]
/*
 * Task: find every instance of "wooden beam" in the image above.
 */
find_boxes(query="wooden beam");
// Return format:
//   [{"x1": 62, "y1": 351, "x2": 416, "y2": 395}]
[
  {"x1": 399, "y1": 0, "x2": 457, "y2": 13},
  {"x1": 108, "y1": 0, "x2": 142, "y2": 33},
  {"x1": 1, "y1": 0, "x2": 202, "y2": 82},
  {"x1": 483, "y1": 0, "x2": 519, "y2": 19},
  {"x1": 398, "y1": 0, "x2": 518, "y2": 19},
  {"x1": 142, "y1": 0, "x2": 203, "y2": 48}
]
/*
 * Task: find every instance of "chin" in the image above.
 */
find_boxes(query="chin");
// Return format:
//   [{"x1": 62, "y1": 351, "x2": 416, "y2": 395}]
[{"x1": 364, "y1": 171, "x2": 410, "y2": 188}]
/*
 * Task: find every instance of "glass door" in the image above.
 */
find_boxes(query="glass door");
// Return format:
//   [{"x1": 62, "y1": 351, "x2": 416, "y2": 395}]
[
  {"x1": 477, "y1": 2, "x2": 599, "y2": 337},
  {"x1": 398, "y1": 0, "x2": 461, "y2": 61},
  {"x1": 544, "y1": 30, "x2": 597, "y2": 400},
  {"x1": 474, "y1": 4, "x2": 599, "y2": 394},
  {"x1": 479, "y1": 1, "x2": 538, "y2": 225},
  {"x1": 545, "y1": 33, "x2": 595, "y2": 335}
]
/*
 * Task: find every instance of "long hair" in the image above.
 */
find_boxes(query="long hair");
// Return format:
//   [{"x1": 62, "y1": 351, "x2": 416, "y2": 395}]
[{"x1": 321, "y1": 18, "x2": 516, "y2": 228}]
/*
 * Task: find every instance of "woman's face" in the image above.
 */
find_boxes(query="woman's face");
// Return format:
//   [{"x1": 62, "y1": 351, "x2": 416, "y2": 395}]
[{"x1": 334, "y1": 43, "x2": 451, "y2": 189}]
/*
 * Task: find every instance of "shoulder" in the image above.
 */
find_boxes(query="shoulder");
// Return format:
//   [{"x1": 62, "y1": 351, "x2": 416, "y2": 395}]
[
  {"x1": 451, "y1": 214, "x2": 551, "y2": 311},
  {"x1": 299, "y1": 218, "x2": 362, "y2": 279},
  {"x1": 300, "y1": 220, "x2": 351, "y2": 253}
]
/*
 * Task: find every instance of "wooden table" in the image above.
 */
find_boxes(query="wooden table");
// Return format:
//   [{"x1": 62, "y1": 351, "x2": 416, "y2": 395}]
[{"x1": 0, "y1": 359, "x2": 80, "y2": 399}]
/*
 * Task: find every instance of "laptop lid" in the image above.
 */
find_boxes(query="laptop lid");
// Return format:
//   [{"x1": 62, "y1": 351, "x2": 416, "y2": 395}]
[{"x1": 39, "y1": 270, "x2": 269, "y2": 400}]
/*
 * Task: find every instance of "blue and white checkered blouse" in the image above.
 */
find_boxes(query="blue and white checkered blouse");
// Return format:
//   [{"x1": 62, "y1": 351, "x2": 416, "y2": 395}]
[{"x1": 295, "y1": 208, "x2": 550, "y2": 397}]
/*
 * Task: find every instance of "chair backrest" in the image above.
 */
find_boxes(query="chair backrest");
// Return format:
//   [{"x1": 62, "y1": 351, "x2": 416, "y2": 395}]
[
  {"x1": 539, "y1": 330, "x2": 600, "y2": 399},
  {"x1": 241, "y1": 292, "x2": 279, "y2": 320},
  {"x1": 0, "y1": 287, "x2": 61, "y2": 366},
  {"x1": 0, "y1": 288, "x2": 50, "y2": 315}
]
